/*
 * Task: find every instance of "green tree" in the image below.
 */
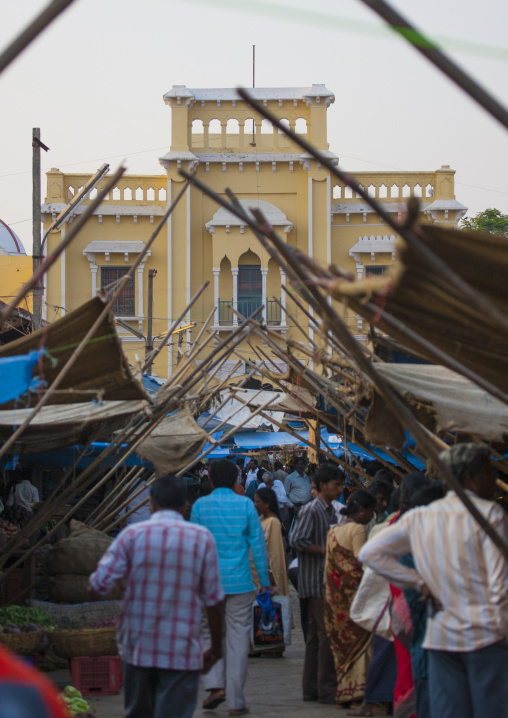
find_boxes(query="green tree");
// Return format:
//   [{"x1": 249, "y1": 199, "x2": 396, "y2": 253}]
[{"x1": 461, "y1": 208, "x2": 508, "y2": 236}]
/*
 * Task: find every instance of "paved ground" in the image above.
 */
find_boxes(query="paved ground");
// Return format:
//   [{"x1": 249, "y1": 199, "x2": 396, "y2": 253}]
[{"x1": 48, "y1": 591, "x2": 374, "y2": 717}]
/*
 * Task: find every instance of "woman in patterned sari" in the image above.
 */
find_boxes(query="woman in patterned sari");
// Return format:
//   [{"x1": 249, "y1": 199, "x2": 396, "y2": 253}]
[{"x1": 324, "y1": 490, "x2": 376, "y2": 706}]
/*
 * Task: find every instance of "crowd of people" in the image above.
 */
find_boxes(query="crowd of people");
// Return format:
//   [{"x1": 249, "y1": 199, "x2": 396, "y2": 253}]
[{"x1": 86, "y1": 443, "x2": 508, "y2": 718}]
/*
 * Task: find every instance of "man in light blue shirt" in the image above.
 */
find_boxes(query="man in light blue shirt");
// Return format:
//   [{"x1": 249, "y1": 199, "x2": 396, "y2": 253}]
[{"x1": 191, "y1": 459, "x2": 270, "y2": 716}]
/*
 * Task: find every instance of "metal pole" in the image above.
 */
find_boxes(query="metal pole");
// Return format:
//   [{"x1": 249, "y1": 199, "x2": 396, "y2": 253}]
[
  {"x1": 32, "y1": 128, "x2": 42, "y2": 331},
  {"x1": 145, "y1": 269, "x2": 157, "y2": 375}
]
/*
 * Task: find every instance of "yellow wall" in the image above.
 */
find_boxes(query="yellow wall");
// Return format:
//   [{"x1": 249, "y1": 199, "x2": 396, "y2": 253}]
[
  {"x1": 42, "y1": 86, "x2": 465, "y2": 378},
  {"x1": 0, "y1": 255, "x2": 33, "y2": 312}
]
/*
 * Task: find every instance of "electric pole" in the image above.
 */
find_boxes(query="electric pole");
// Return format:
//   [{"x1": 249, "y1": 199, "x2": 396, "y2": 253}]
[
  {"x1": 145, "y1": 269, "x2": 157, "y2": 375},
  {"x1": 32, "y1": 128, "x2": 49, "y2": 331}
]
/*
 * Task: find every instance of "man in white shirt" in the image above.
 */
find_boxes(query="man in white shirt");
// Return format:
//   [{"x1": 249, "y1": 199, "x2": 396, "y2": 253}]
[
  {"x1": 120, "y1": 482, "x2": 152, "y2": 526},
  {"x1": 359, "y1": 443, "x2": 508, "y2": 718},
  {"x1": 285, "y1": 459, "x2": 312, "y2": 514},
  {"x1": 7, "y1": 476, "x2": 39, "y2": 513},
  {"x1": 244, "y1": 459, "x2": 259, "y2": 490}
]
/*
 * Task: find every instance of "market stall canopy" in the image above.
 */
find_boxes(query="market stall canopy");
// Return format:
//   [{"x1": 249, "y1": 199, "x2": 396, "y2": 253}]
[
  {"x1": 136, "y1": 408, "x2": 208, "y2": 475},
  {"x1": 209, "y1": 384, "x2": 316, "y2": 431},
  {"x1": 329, "y1": 224, "x2": 508, "y2": 396},
  {"x1": 0, "y1": 297, "x2": 149, "y2": 406},
  {"x1": 0, "y1": 400, "x2": 149, "y2": 454},
  {"x1": 364, "y1": 363, "x2": 508, "y2": 447}
]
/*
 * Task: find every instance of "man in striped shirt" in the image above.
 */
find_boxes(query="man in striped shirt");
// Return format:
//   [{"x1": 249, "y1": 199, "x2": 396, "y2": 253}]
[
  {"x1": 191, "y1": 458, "x2": 270, "y2": 716},
  {"x1": 290, "y1": 463, "x2": 343, "y2": 704},
  {"x1": 359, "y1": 443, "x2": 508, "y2": 718},
  {"x1": 89, "y1": 476, "x2": 224, "y2": 718}
]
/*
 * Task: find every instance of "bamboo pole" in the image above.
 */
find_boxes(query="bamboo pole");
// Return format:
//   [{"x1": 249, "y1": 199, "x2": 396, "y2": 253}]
[
  {"x1": 235, "y1": 88, "x2": 508, "y2": 340},
  {"x1": 88, "y1": 467, "x2": 146, "y2": 526},
  {"x1": 142, "y1": 282, "x2": 210, "y2": 374},
  {"x1": 0, "y1": 165, "x2": 125, "y2": 329},
  {"x1": 0, "y1": 0, "x2": 77, "y2": 75},
  {"x1": 0, "y1": 180, "x2": 191, "y2": 463},
  {"x1": 247, "y1": 204, "x2": 508, "y2": 559},
  {"x1": 358, "y1": 0, "x2": 508, "y2": 132},
  {"x1": 95, "y1": 471, "x2": 155, "y2": 531}
]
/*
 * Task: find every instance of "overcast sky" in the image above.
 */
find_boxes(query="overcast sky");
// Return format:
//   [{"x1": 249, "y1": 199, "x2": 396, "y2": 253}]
[{"x1": 1, "y1": 0, "x2": 507, "y2": 253}]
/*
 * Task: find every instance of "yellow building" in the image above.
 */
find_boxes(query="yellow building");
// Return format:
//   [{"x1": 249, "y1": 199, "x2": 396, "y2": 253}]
[
  {"x1": 0, "y1": 219, "x2": 33, "y2": 315},
  {"x1": 42, "y1": 84, "x2": 466, "y2": 377}
]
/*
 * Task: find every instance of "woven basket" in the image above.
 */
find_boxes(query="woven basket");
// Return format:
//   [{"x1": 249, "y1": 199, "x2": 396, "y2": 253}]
[
  {"x1": 48, "y1": 627, "x2": 117, "y2": 659},
  {"x1": 0, "y1": 630, "x2": 45, "y2": 655}
]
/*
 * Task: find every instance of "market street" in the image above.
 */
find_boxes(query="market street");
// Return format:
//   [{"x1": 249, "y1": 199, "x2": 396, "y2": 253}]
[{"x1": 50, "y1": 590, "x2": 355, "y2": 718}]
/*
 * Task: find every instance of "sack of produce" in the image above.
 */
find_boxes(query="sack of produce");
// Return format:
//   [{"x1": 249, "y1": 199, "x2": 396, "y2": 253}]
[
  {"x1": 68, "y1": 519, "x2": 106, "y2": 538},
  {"x1": 26, "y1": 599, "x2": 122, "y2": 630},
  {"x1": 48, "y1": 574, "x2": 123, "y2": 604},
  {"x1": 47, "y1": 534, "x2": 112, "y2": 576}
]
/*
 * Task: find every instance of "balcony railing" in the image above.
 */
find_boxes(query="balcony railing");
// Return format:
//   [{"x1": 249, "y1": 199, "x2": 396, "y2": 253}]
[{"x1": 218, "y1": 297, "x2": 281, "y2": 325}]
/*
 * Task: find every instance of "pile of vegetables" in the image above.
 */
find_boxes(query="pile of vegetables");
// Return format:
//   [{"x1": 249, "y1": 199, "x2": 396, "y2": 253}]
[
  {"x1": 0, "y1": 606, "x2": 56, "y2": 631},
  {"x1": 0, "y1": 518, "x2": 19, "y2": 547},
  {"x1": 3, "y1": 506, "x2": 33, "y2": 529},
  {"x1": 61, "y1": 686, "x2": 93, "y2": 716}
]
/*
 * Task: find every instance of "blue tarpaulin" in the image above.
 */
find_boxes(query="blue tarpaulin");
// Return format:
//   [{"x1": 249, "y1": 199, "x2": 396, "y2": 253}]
[{"x1": 0, "y1": 351, "x2": 41, "y2": 405}]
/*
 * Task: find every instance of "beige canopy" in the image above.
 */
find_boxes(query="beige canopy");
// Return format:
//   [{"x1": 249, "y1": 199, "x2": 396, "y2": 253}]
[
  {"x1": 136, "y1": 408, "x2": 208, "y2": 475},
  {"x1": 0, "y1": 400, "x2": 149, "y2": 454},
  {"x1": 364, "y1": 363, "x2": 508, "y2": 447}
]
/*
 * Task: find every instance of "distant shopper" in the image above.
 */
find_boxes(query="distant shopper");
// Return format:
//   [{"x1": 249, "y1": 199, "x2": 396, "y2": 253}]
[
  {"x1": 7, "y1": 473, "x2": 39, "y2": 513},
  {"x1": 258, "y1": 471, "x2": 289, "y2": 522},
  {"x1": 119, "y1": 481, "x2": 151, "y2": 525},
  {"x1": 191, "y1": 458, "x2": 270, "y2": 716},
  {"x1": 90, "y1": 475, "x2": 224, "y2": 718},
  {"x1": 285, "y1": 458, "x2": 312, "y2": 514},
  {"x1": 290, "y1": 462, "x2": 343, "y2": 704},
  {"x1": 245, "y1": 459, "x2": 259, "y2": 490},
  {"x1": 273, "y1": 460, "x2": 288, "y2": 487}
]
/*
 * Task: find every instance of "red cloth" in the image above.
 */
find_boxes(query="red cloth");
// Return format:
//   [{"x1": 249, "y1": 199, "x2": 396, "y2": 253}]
[
  {"x1": 0, "y1": 644, "x2": 69, "y2": 717},
  {"x1": 389, "y1": 512, "x2": 416, "y2": 718}
]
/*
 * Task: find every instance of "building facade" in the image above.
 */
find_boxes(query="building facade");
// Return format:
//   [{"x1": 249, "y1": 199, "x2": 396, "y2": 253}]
[{"x1": 42, "y1": 84, "x2": 466, "y2": 377}]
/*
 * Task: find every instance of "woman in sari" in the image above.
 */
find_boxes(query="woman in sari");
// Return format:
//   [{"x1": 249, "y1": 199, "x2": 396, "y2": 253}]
[
  {"x1": 253, "y1": 487, "x2": 289, "y2": 596},
  {"x1": 324, "y1": 490, "x2": 376, "y2": 706}
]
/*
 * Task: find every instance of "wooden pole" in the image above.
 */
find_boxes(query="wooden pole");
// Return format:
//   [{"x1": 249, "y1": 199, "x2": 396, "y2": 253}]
[
  {"x1": 234, "y1": 88, "x2": 508, "y2": 339},
  {"x1": 0, "y1": 0, "x2": 77, "y2": 75}
]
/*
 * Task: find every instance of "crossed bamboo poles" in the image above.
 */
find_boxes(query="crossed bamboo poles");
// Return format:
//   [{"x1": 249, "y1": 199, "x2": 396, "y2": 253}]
[{"x1": 177, "y1": 86, "x2": 508, "y2": 561}]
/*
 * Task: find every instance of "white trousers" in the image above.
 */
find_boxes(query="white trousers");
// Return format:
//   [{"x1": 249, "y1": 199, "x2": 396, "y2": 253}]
[{"x1": 203, "y1": 591, "x2": 255, "y2": 711}]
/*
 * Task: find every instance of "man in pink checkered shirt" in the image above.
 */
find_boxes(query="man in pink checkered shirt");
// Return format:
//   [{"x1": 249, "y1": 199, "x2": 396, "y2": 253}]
[{"x1": 89, "y1": 475, "x2": 224, "y2": 718}]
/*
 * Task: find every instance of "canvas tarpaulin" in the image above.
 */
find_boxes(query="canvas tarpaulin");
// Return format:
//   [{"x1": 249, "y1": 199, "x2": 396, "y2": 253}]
[
  {"x1": 136, "y1": 408, "x2": 208, "y2": 475},
  {"x1": 0, "y1": 297, "x2": 148, "y2": 406},
  {"x1": 0, "y1": 351, "x2": 41, "y2": 405},
  {"x1": 0, "y1": 400, "x2": 149, "y2": 454},
  {"x1": 364, "y1": 363, "x2": 508, "y2": 447},
  {"x1": 328, "y1": 224, "x2": 508, "y2": 397}
]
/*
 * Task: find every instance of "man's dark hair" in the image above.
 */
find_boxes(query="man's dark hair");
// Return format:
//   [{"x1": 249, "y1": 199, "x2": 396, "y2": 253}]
[
  {"x1": 249, "y1": 458, "x2": 258, "y2": 466},
  {"x1": 150, "y1": 475, "x2": 188, "y2": 510},
  {"x1": 236, "y1": 458, "x2": 245, "y2": 467},
  {"x1": 274, "y1": 461, "x2": 283, "y2": 471},
  {"x1": 410, "y1": 481, "x2": 446, "y2": 508},
  {"x1": 399, "y1": 472, "x2": 429, "y2": 514},
  {"x1": 314, "y1": 462, "x2": 344, "y2": 490},
  {"x1": 340, "y1": 489, "x2": 376, "y2": 516},
  {"x1": 295, "y1": 457, "x2": 305, "y2": 467},
  {"x1": 368, "y1": 478, "x2": 394, "y2": 498},
  {"x1": 209, "y1": 459, "x2": 238, "y2": 488},
  {"x1": 374, "y1": 468, "x2": 395, "y2": 486}
]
